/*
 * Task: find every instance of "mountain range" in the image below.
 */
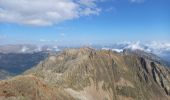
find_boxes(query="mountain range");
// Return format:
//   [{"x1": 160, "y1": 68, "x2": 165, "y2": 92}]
[
  {"x1": 0, "y1": 42, "x2": 169, "y2": 80},
  {"x1": 0, "y1": 47, "x2": 170, "y2": 100}
]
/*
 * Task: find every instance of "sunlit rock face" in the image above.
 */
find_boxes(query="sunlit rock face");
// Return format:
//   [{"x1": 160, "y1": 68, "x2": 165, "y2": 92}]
[{"x1": 0, "y1": 48, "x2": 170, "y2": 100}]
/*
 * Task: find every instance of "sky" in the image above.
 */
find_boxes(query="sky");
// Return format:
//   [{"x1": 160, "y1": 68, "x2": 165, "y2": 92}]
[{"x1": 0, "y1": 0, "x2": 170, "y2": 45}]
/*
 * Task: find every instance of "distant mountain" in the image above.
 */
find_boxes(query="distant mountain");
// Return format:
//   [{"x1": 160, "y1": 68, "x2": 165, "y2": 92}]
[
  {"x1": 0, "y1": 44, "x2": 61, "y2": 80},
  {"x1": 0, "y1": 44, "x2": 60, "y2": 53},
  {"x1": 0, "y1": 48, "x2": 170, "y2": 100},
  {"x1": 0, "y1": 70, "x2": 13, "y2": 80},
  {"x1": 0, "y1": 52, "x2": 48, "y2": 75}
]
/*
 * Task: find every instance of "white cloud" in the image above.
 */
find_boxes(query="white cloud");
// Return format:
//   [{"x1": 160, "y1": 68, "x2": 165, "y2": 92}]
[
  {"x1": 20, "y1": 46, "x2": 29, "y2": 53},
  {"x1": 109, "y1": 41, "x2": 170, "y2": 55},
  {"x1": 78, "y1": 0, "x2": 97, "y2": 7},
  {"x1": 81, "y1": 8, "x2": 101, "y2": 16},
  {"x1": 0, "y1": 0, "x2": 102, "y2": 26},
  {"x1": 112, "y1": 48, "x2": 123, "y2": 53},
  {"x1": 145, "y1": 41, "x2": 170, "y2": 54},
  {"x1": 125, "y1": 41, "x2": 144, "y2": 51}
]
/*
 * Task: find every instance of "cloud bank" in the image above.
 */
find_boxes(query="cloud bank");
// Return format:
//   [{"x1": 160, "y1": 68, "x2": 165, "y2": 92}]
[
  {"x1": 102, "y1": 41, "x2": 170, "y2": 56},
  {"x1": 0, "y1": 0, "x2": 101, "y2": 26}
]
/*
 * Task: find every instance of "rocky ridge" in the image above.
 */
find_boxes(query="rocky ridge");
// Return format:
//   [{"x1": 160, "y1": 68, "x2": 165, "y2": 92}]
[{"x1": 0, "y1": 47, "x2": 170, "y2": 100}]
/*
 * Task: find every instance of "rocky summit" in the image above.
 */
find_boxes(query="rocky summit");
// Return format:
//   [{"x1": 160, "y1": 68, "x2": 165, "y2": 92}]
[{"x1": 0, "y1": 48, "x2": 170, "y2": 100}]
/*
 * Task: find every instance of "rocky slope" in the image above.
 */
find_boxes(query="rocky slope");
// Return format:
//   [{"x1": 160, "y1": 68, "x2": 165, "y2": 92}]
[{"x1": 0, "y1": 48, "x2": 170, "y2": 100}]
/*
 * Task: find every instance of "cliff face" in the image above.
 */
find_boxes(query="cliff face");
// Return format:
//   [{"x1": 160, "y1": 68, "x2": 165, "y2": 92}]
[{"x1": 0, "y1": 48, "x2": 170, "y2": 100}]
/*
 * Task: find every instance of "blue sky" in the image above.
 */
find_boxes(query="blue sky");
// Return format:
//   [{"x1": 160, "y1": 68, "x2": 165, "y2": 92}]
[{"x1": 0, "y1": 0, "x2": 169, "y2": 45}]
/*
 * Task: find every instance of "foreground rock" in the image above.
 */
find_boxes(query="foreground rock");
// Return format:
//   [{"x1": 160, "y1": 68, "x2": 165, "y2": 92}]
[{"x1": 0, "y1": 48, "x2": 170, "y2": 100}]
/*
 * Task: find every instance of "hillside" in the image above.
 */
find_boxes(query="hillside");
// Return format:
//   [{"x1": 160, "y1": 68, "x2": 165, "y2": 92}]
[{"x1": 0, "y1": 48, "x2": 170, "y2": 100}]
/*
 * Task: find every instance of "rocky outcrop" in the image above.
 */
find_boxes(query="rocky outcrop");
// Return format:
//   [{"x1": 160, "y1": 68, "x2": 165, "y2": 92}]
[
  {"x1": 150, "y1": 62, "x2": 170, "y2": 95},
  {"x1": 0, "y1": 48, "x2": 170, "y2": 100}
]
